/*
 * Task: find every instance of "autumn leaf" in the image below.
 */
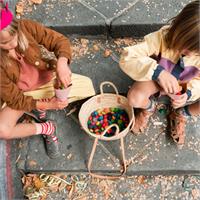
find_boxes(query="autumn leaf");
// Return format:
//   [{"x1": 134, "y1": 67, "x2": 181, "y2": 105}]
[
  {"x1": 80, "y1": 39, "x2": 89, "y2": 48},
  {"x1": 33, "y1": 177, "x2": 45, "y2": 190},
  {"x1": 137, "y1": 175, "x2": 145, "y2": 184},
  {"x1": 103, "y1": 49, "x2": 112, "y2": 57},
  {"x1": 28, "y1": 160, "x2": 37, "y2": 167},
  {"x1": 93, "y1": 44, "x2": 99, "y2": 51},
  {"x1": 30, "y1": 0, "x2": 43, "y2": 4},
  {"x1": 16, "y1": 3, "x2": 24, "y2": 14}
]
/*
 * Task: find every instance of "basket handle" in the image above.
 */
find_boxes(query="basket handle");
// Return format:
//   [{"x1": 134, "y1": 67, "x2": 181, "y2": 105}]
[
  {"x1": 88, "y1": 137, "x2": 126, "y2": 180},
  {"x1": 100, "y1": 124, "x2": 120, "y2": 139},
  {"x1": 100, "y1": 81, "x2": 119, "y2": 95}
]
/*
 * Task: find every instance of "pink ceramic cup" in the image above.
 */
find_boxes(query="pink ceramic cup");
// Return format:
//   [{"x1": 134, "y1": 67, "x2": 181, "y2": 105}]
[
  {"x1": 55, "y1": 86, "x2": 71, "y2": 101},
  {"x1": 167, "y1": 93, "x2": 185, "y2": 101}
]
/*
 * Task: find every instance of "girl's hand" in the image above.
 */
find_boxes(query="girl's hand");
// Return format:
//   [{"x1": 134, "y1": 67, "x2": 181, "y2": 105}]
[
  {"x1": 157, "y1": 70, "x2": 180, "y2": 94},
  {"x1": 171, "y1": 93, "x2": 188, "y2": 109},
  {"x1": 56, "y1": 57, "x2": 72, "y2": 88},
  {"x1": 36, "y1": 97, "x2": 68, "y2": 110}
]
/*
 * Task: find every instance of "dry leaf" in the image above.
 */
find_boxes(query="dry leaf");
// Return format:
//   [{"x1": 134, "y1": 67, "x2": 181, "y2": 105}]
[
  {"x1": 66, "y1": 184, "x2": 72, "y2": 191},
  {"x1": 31, "y1": 0, "x2": 43, "y2": 4},
  {"x1": 22, "y1": 176, "x2": 33, "y2": 190},
  {"x1": 49, "y1": 185, "x2": 59, "y2": 193},
  {"x1": 18, "y1": 141, "x2": 24, "y2": 149},
  {"x1": 24, "y1": 186, "x2": 35, "y2": 195},
  {"x1": 137, "y1": 175, "x2": 145, "y2": 184},
  {"x1": 68, "y1": 183, "x2": 75, "y2": 198},
  {"x1": 80, "y1": 39, "x2": 89, "y2": 47},
  {"x1": 16, "y1": 3, "x2": 24, "y2": 14},
  {"x1": 33, "y1": 177, "x2": 45, "y2": 190},
  {"x1": 93, "y1": 44, "x2": 99, "y2": 51},
  {"x1": 113, "y1": 39, "x2": 121, "y2": 46},
  {"x1": 66, "y1": 153, "x2": 73, "y2": 160},
  {"x1": 103, "y1": 49, "x2": 112, "y2": 57},
  {"x1": 192, "y1": 189, "x2": 200, "y2": 199},
  {"x1": 28, "y1": 160, "x2": 37, "y2": 167},
  {"x1": 39, "y1": 195, "x2": 47, "y2": 200},
  {"x1": 99, "y1": 180, "x2": 108, "y2": 189},
  {"x1": 58, "y1": 182, "x2": 67, "y2": 192}
]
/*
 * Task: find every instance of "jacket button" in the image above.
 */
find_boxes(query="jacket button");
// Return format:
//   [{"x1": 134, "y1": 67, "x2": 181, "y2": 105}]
[{"x1": 35, "y1": 61, "x2": 40, "y2": 66}]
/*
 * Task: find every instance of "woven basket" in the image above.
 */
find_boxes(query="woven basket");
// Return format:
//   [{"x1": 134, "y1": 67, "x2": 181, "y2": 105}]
[
  {"x1": 78, "y1": 81, "x2": 135, "y2": 179},
  {"x1": 79, "y1": 81, "x2": 134, "y2": 141}
]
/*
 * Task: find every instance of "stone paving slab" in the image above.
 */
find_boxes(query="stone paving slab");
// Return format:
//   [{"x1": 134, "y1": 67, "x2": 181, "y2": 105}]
[
  {"x1": 19, "y1": 107, "x2": 200, "y2": 175},
  {"x1": 17, "y1": 38, "x2": 200, "y2": 175},
  {"x1": 19, "y1": 0, "x2": 192, "y2": 37},
  {"x1": 21, "y1": 0, "x2": 107, "y2": 36},
  {"x1": 111, "y1": 0, "x2": 192, "y2": 37}
]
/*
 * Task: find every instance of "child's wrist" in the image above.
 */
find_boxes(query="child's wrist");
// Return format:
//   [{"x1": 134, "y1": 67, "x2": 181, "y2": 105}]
[
  {"x1": 57, "y1": 57, "x2": 69, "y2": 65},
  {"x1": 36, "y1": 100, "x2": 46, "y2": 110},
  {"x1": 152, "y1": 65, "x2": 165, "y2": 81}
]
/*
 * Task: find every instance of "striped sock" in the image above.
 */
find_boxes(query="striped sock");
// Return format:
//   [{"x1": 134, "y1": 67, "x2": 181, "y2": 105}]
[
  {"x1": 37, "y1": 99, "x2": 50, "y2": 119},
  {"x1": 37, "y1": 109, "x2": 46, "y2": 119},
  {"x1": 35, "y1": 121, "x2": 58, "y2": 142}
]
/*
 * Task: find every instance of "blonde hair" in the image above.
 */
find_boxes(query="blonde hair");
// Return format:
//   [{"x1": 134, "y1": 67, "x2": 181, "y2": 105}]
[
  {"x1": 0, "y1": 2, "x2": 29, "y2": 66},
  {"x1": 165, "y1": 0, "x2": 200, "y2": 53}
]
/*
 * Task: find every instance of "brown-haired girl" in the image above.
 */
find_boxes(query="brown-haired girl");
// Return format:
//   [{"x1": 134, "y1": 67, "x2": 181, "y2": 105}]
[
  {"x1": 0, "y1": 1, "x2": 95, "y2": 158},
  {"x1": 119, "y1": 0, "x2": 200, "y2": 146}
]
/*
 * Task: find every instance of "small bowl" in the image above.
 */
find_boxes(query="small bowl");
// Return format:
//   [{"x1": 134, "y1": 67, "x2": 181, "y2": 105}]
[
  {"x1": 167, "y1": 93, "x2": 185, "y2": 100},
  {"x1": 55, "y1": 86, "x2": 71, "y2": 101}
]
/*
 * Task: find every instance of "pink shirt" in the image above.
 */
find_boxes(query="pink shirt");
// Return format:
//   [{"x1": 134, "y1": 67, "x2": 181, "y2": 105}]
[{"x1": 15, "y1": 52, "x2": 53, "y2": 92}]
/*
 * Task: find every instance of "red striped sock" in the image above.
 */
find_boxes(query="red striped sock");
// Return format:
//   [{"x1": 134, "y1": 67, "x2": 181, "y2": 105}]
[
  {"x1": 35, "y1": 122, "x2": 58, "y2": 142},
  {"x1": 37, "y1": 109, "x2": 46, "y2": 119}
]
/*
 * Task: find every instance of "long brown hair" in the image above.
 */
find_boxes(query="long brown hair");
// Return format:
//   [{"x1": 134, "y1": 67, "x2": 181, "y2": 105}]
[
  {"x1": 0, "y1": 2, "x2": 28, "y2": 66},
  {"x1": 165, "y1": 0, "x2": 200, "y2": 53}
]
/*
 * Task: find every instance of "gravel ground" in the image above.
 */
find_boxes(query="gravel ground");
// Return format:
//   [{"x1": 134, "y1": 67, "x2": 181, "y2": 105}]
[{"x1": 22, "y1": 173, "x2": 200, "y2": 200}]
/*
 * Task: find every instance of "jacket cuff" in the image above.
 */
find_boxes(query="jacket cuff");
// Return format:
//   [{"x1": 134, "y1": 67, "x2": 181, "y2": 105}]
[
  {"x1": 58, "y1": 52, "x2": 72, "y2": 64},
  {"x1": 152, "y1": 65, "x2": 165, "y2": 80},
  {"x1": 186, "y1": 89, "x2": 192, "y2": 100}
]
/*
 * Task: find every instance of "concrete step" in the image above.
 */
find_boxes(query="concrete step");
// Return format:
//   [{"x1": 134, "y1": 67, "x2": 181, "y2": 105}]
[
  {"x1": 16, "y1": 38, "x2": 200, "y2": 176},
  {"x1": 15, "y1": 0, "x2": 192, "y2": 37}
]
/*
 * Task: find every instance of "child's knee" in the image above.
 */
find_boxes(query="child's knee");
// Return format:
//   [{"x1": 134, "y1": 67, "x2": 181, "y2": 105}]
[
  {"x1": 0, "y1": 124, "x2": 12, "y2": 139},
  {"x1": 127, "y1": 89, "x2": 149, "y2": 108}
]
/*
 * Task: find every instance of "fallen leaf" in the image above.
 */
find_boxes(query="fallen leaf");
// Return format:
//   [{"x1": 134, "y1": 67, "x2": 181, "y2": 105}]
[
  {"x1": 66, "y1": 153, "x2": 73, "y2": 160},
  {"x1": 31, "y1": 0, "x2": 43, "y2": 4},
  {"x1": 58, "y1": 182, "x2": 67, "y2": 192},
  {"x1": 68, "y1": 183, "x2": 75, "y2": 198},
  {"x1": 66, "y1": 184, "x2": 72, "y2": 191},
  {"x1": 22, "y1": 175, "x2": 34, "y2": 190},
  {"x1": 16, "y1": 3, "x2": 24, "y2": 14},
  {"x1": 49, "y1": 184, "x2": 59, "y2": 193},
  {"x1": 192, "y1": 189, "x2": 200, "y2": 199},
  {"x1": 80, "y1": 39, "x2": 89, "y2": 48},
  {"x1": 39, "y1": 195, "x2": 47, "y2": 200},
  {"x1": 103, "y1": 49, "x2": 112, "y2": 57},
  {"x1": 137, "y1": 175, "x2": 145, "y2": 184},
  {"x1": 28, "y1": 160, "x2": 37, "y2": 167},
  {"x1": 33, "y1": 177, "x2": 45, "y2": 190},
  {"x1": 113, "y1": 39, "x2": 122, "y2": 46},
  {"x1": 24, "y1": 186, "x2": 35, "y2": 195},
  {"x1": 93, "y1": 44, "x2": 99, "y2": 51}
]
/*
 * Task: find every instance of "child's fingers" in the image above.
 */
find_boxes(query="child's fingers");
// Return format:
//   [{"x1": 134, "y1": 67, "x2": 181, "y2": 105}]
[{"x1": 171, "y1": 98, "x2": 186, "y2": 108}]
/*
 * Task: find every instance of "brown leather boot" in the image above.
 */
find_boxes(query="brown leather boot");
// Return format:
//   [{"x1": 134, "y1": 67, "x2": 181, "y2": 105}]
[
  {"x1": 168, "y1": 111, "x2": 187, "y2": 145},
  {"x1": 131, "y1": 109, "x2": 155, "y2": 134}
]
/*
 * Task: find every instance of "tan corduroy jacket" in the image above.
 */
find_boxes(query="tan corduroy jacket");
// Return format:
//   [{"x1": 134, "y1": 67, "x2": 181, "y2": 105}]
[
  {"x1": 0, "y1": 19, "x2": 72, "y2": 111},
  {"x1": 120, "y1": 26, "x2": 200, "y2": 102}
]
